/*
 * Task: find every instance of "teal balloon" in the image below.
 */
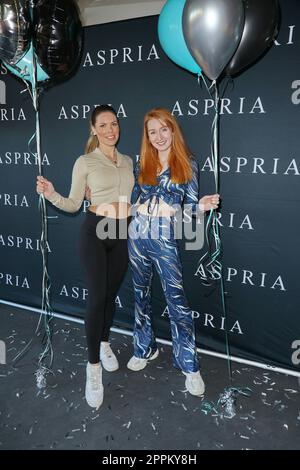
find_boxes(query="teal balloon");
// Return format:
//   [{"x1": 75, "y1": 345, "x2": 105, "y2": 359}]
[
  {"x1": 5, "y1": 43, "x2": 50, "y2": 84},
  {"x1": 158, "y1": 0, "x2": 201, "y2": 75}
]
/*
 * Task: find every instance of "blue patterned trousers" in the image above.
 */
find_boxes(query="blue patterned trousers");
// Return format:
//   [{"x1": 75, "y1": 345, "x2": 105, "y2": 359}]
[{"x1": 128, "y1": 213, "x2": 199, "y2": 373}]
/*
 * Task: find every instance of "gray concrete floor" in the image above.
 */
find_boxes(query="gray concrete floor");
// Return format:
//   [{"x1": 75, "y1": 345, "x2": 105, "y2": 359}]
[{"x1": 0, "y1": 304, "x2": 299, "y2": 450}]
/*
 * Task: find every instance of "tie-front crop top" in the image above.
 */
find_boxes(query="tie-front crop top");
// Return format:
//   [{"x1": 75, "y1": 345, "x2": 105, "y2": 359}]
[
  {"x1": 131, "y1": 157, "x2": 200, "y2": 213},
  {"x1": 48, "y1": 147, "x2": 135, "y2": 212}
]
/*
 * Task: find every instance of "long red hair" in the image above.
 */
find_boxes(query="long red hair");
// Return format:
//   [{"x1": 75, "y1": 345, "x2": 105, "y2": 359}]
[{"x1": 138, "y1": 108, "x2": 193, "y2": 185}]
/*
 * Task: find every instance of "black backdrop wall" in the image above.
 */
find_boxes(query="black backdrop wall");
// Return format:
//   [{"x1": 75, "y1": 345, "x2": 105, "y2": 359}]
[{"x1": 0, "y1": 0, "x2": 299, "y2": 373}]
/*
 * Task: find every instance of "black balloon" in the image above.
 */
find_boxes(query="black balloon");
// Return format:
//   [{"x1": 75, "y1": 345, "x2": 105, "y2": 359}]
[
  {"x1": 226, "y1": 0, "x2": 280, "y2": 77},
  {"x1": 0, "y1": 0, "x2": 31, "y2": 64},
  {"x1": 32, "y1": 0, "x2": 83, "y2": 80}
]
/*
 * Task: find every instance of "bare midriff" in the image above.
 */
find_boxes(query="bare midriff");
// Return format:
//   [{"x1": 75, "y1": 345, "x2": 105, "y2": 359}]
[
  {"x1": 89, "y1": 202, "x2": 131, "y2": 219},
  {"x1": 89, "y1": 199, "x2": 177, "y2": 219},
  {"x1": 136, "y1": 198, "x2": 176, "y2": 217}
]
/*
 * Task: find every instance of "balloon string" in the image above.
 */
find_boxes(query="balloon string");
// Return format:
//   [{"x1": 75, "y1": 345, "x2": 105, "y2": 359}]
[
  {"x1": 196, "y1": 78, "x2": 253, "y2": 417},
  {"x1": 196, "y1": 79, "x2": 232, "y2": 384},
  {"x1": 197, "y1": 78, "x2": 220, "y2": 283},
  {"x1": 13, "y1": 44, "x2": 54, "y2": 387},
  {"x1": 193, "y1": 75, "x2": 252, "y2": 419},
  {"x1": 32, "y1": 46, "x2": 54, "y2": 382},
  {"x1": 27, "y1": 2, "x2": 54, "y2": 376}
]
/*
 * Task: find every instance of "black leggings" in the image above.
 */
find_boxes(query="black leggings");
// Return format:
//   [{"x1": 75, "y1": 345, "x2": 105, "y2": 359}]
[{"x1": 79, "y1": 211, "x2": 130, "y2": 364}]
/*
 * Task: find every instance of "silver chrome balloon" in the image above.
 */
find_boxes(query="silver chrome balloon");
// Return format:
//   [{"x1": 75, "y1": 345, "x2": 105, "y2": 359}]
[
  {"x1": 182, "y1": 0, "x2": 245, "y2": 80},
  {"x1": 0, "y1": 0, "x2": 31, "y2": 64}
]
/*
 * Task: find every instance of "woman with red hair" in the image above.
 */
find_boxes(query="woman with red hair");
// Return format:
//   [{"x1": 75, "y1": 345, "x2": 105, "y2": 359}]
[{"x1": 127, "y1": 108, "x2": 219, "y2": 396}]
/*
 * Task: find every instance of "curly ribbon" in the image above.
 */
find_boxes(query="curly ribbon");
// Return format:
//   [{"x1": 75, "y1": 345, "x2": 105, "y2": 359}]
[
  {"x1": 12, "y1": 3, "x2": 54, "y2": 388},
  {"x1": 201, "y1": 387, "x2": 252, "y2": 419},
  {"x1": 196, "y1": 77, "x2": 252, "y2": 415},
  {"x1": 31, "y1": 46, "x2": 54, "y2": 387},
  {"x1": 197, "y1": 78, "x2": 221, "y2": 282}
]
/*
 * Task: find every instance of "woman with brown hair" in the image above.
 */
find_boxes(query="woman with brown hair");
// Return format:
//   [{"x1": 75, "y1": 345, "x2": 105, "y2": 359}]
[
  {"x1": 36, "y1": 105, "x2": 134, "y2": 410},
  {"x1": 127, "y1": 108, "x2": 219, "y2": 396}
]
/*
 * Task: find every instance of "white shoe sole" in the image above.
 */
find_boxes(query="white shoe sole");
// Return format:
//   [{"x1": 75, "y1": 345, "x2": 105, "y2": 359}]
[
  {"x1": 101, "y1": 361, "x2": 119, "y2": 372},
  {"x1": 183, "y1": 371, "x2": 205, "y2": 397},
  {"x1": 185, "y1": 384, "x2": 205, "y2": 397},
  {"x1": 85, "y1": 383, "x2": 104, "y2": 410},
  {"x1": 127, "y1": 348, "x2": 159, "y2": 371},
  {"x1": 85, "y1": 392, "x2": 104, "y2": 410}
]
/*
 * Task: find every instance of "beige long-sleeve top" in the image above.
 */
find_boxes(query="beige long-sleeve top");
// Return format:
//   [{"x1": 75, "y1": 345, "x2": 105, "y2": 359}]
[{"x1": 48, "y1": 147, "x2": 134, "y2": 212}]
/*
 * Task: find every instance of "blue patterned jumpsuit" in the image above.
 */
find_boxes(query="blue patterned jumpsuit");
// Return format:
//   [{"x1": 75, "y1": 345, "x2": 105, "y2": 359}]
[{"x1": 128, "y1": 158, "x2": 200, "y2": 373}]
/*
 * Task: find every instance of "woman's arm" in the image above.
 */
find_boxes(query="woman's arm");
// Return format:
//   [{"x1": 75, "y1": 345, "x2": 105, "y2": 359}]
[
  {"x1": 184, "y1": 158, "x2": 220, "y2": 212},
  {"x1": 36, "y1": 157, "x2": 87, "y2": 213}
]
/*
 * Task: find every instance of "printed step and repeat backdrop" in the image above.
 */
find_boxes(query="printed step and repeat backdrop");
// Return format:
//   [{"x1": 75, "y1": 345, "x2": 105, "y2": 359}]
[{"x1": 0, "y1": 0, "x2": 299, "y2": 372}]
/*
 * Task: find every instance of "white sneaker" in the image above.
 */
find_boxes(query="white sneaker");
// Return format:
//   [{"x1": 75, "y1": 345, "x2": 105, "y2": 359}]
[
  {"x1": 85, "y1": 362, "x2": 104, "y2": 409},
  {"x1": 183, "y1": 370, "x2": 205, "y2": 396},
  {"x1": 127, "y1": 349, "x2": 159, "y2": 371},
  {"x1": 100, "y1": 342, "x2": 119, "y2": 372}
]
